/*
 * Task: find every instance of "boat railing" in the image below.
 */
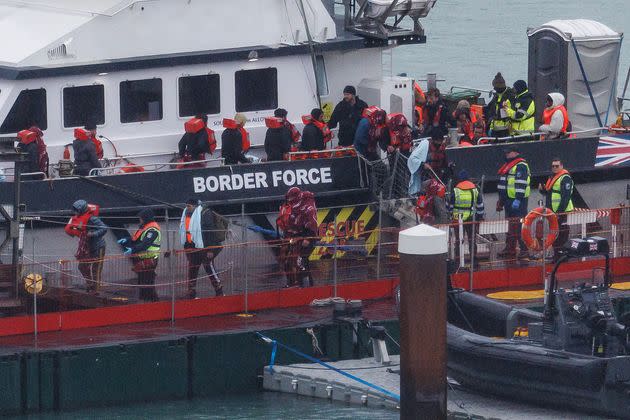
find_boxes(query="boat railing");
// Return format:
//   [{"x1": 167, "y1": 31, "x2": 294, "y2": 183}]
[
  {"x1": 287, "y1": 147, "x2": 357, "y2": 161},
  {"x1": 88, "y1": 157, "x2": 225, "y2": 176},
  {"x1": 2, "y1": 202, "x2": 630, "y2": 337},
  {"x1": 475, "y1": 126, "x2": 607, "y2": 144}
]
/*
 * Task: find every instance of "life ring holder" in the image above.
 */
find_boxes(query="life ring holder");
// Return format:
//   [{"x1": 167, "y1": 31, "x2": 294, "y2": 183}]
[{"x1": 521, "y1": 207, "x2": 559, "y2": 251}]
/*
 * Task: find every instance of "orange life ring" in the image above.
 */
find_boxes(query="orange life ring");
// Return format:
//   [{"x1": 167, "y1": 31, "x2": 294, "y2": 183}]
[{"x1": 521, "y1": 207, "x2": 559, "y2": 251}]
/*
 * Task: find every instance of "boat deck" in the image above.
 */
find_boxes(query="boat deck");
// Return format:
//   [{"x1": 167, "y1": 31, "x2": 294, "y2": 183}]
[{"x1": 0, "y1": 298, "x2": 397, "y2": 354}]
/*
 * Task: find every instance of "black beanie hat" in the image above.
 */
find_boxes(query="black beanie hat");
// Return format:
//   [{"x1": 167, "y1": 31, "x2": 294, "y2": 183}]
[
  {"x1": 138, "y1": 208, "x2": 155, "y2": 222},
  {"x1": 492, "y1": 72, "x2": 506, "y2": 89},
  {"x1": 311, "y1": 108, "x2": 323, "y2": 120},
  {"x1": 343, "y1": 85, "x2": 356, "y2": 96},
  {"x1": 513, "y1": 80, "x2": 527, "y2": 94},
  {"x1": 274, "y1": 108, "x2": 288, "y2": 118}
]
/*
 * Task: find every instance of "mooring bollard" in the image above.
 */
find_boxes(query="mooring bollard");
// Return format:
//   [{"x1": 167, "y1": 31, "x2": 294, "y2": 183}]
[{"x1": 398, "y1": 224, "x2": 448, "y2": 420}]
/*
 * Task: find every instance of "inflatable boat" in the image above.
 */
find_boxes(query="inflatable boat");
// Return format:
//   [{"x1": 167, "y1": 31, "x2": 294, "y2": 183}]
[{"x1": 446, "y1": 237, "x2": 630, "y2": 418}]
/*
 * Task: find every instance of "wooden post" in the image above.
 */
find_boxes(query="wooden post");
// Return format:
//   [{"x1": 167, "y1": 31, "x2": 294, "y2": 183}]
[{"x1": 398, "y1": 224, "x2": 448, "y2": 420}]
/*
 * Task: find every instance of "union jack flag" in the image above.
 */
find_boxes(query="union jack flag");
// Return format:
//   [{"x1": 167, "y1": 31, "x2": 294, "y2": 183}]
[{"x1": 595, "y1": 135, "x2": 630, "y2": 167}]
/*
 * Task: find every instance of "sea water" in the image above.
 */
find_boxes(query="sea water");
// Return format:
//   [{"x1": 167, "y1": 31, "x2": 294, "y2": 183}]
[{"x1": 393, "y1": 0, "x2": 630, "y2": 101}]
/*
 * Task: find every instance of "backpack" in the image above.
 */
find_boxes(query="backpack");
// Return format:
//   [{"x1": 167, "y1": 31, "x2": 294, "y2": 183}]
[{"x1": 201, "y1": 206, "x2": 228, "y2": 245}]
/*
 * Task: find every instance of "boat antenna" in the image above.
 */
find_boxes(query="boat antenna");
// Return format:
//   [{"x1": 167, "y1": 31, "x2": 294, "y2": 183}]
[{"x1": 296, "y1": 0, "x2": 323, "y2": 109}]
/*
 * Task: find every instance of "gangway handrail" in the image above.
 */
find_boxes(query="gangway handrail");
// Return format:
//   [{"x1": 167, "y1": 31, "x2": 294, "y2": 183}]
[
  {"x1": 476, "y1": 126, "x2": 607, "y2": 144},
  {"x1": 287, "y1": 147, "x2": 356, "y2": 160},
  {"x1": 89, "y1": 157, "x2": 224, "y2": 176}
]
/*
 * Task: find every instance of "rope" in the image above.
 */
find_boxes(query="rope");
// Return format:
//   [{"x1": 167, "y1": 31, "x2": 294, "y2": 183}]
[
  {"x1": 305, "y1": 327, "x2": 323, "y2": 356},
  {"x1": 310, "y1": 297, "x2": 346, "y2": 307},
  {"x1": 256, "y1": 332, "x2": 400, "y2": 402}
]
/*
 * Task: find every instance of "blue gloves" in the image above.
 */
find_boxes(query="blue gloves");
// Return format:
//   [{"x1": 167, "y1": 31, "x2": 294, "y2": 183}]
[
  {"x1": 511, "y1": 199, "x2": 521, "y2": 210},
  {"x1": 123, "y1": 248, "x2": 132, "y2": 256},
  {"x1": 117, "y1": 238, "x2": 129, "y2": 245}
]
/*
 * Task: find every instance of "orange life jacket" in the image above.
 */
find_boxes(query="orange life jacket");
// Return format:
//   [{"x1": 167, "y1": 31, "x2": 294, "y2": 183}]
[
  {"x1": 185, "y1": 215, "x2": 192, "y2": 243},
  {"x1": 223, "y1": 119, "x2": 250, "y2": 152},
  {"x1": 132, "y1": 221, "x2": 161, "y2": 242},
  {"x1": 265, "y1": 117, "x2": 284, "y2": 129},
  {"x1": 74, "y1": 128, "x2": 103, "y2": 159},
  {"x1": 542, "y1": 105, "x2": 569, "y2": 134},
  {"x1": 455, "y1": 180, "x2": 476, "y2": 190},
  {"x1": 91, "y1": 135, "x2": 104, "y2": 159},
  {"x1": 387, "y1": 113, "x2": 413, "y2": 152},
  {"x1": 121, "y1": 163, "x2": 145, "y2": 173},
  {"x1": 206, "y1": 128, "x2": 217, "y2": 154},
  {"x1": 497, "y1": 157, "x2": 525, "y2": 175},
  {"x1": 185, "y1": 118, "x2": 205, "y2": 133},
  {"x1": 277, "y1": 203, "x2": 291, "y2": 232},
  {"x1": 544, "y1": 169, "x2": 570, "y2": 191},
  {"x1": 413, "y1": 82, "x2": 425, "y2": 126},
  {"x1": 302, "y1": 115, "x2": 333, "y2": 144},
  {"x1": 64, "y1": 204, "x2": 100, "y2": 237},
  {"x1": 18, "y1": 130, "x2": 36, "y2": 144}
]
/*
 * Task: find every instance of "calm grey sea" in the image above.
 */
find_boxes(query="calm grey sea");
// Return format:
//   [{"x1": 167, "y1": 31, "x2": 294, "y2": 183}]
[
  {"x1": 15, "y1": 2, "x2": 628, "y2": 419},
  {"x1": 393, "y1": 0, "x2": 630, "y2": 96}
]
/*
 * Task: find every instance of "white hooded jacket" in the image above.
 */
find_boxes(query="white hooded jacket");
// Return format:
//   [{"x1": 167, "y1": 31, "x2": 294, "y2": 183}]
[{"x1": 539, "y1": 92, "x2": 566, "y2": 138}]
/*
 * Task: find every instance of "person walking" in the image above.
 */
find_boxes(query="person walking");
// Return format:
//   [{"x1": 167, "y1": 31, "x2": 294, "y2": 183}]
[
  {"x1": 64, "y1": 200, "x2": 108, "y2": 292},
  {"x1": 120, "y1": 209, "x2": 161, "y2": 302},
  {"x1": 449, "y1": 170, "x2": 484, "y2": 265},
  {"x1": 484, "y1": 72, "x2": 514, "y2": 138},
  {"x1": 179, "y1": 198, "x2": 224, "y2": 298},
  {"x1": 276, "y1": 187, "x2": 318, "y2": 287},
  {"x1": 539, "y1": 158, "x2": 574, "y2": 261},
  {"x1": 497, "y1": 147, "x2": 531, "y2": 260},
  {"x1": 328, "y1": 85, "x2": 368, "y2": 147},
  {"x1": 505, "y1": 80, "x2": 535, "y2": 135}
]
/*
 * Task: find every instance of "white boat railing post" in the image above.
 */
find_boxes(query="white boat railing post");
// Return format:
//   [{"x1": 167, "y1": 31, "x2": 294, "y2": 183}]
[{"x1": 166, "y1": 207, "x2": 175, "y2": 326}]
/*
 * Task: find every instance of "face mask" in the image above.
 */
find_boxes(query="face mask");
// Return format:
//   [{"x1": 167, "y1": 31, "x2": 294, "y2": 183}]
[
  {"x1": 495, "y1": 87, "x2": 506, "y2": 94},
  {"x1": 504, "y1": 156, "x2": 512, "y2": 162}
]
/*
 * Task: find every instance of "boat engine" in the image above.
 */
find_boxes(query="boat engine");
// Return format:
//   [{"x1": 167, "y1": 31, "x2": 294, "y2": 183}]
[{"x1": 535, "y1": 237, "x2": 629, "y2": 356}]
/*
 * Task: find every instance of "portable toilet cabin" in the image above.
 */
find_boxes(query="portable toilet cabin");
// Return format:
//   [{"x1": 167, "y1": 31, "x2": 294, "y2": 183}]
[{"x1": 527, "y1": 19, "x2": 623, "y2": 131}]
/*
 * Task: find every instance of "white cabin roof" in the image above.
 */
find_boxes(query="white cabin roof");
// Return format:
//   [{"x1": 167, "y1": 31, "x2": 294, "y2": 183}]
[
  {"x1": 0, "y1": 0, "x2": 337, "y2": 71},
  {"x1": 530, "y1": 19, "x2": 621, "y2": 41}
]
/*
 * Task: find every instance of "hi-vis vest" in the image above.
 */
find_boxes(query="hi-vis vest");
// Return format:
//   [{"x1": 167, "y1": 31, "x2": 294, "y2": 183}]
[
  {"x1": 132, "y1": 221, "x2": 161, "y2": 259},
  {"x1": 545, "y1": 170, "x2": 574, "y2": 212},
  {"x1": 490, "y1": 92, "x2": 511, "y2": 131},
  {"x1": 507, "y1": 90, "x2": 535, "y2": 133},
  {"x1": 453, "y1": 181, "x2": 478, "y2": 221},
  {"x1": 498, "y1": 158, "x2": 530, "y2": 199}
]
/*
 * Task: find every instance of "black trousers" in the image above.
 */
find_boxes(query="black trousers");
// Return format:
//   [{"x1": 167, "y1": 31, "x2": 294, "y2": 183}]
[
  {"x1": 134, "y1": 258, "x2": 158, "y2": 302},
  {"x1": 186, "y1": 248, "x2": 223, "y2": 296}
]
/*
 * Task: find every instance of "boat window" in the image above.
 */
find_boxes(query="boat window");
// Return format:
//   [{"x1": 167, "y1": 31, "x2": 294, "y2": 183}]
[
  {"x1": 120, "y1": 79, "x2": 163, "y2": 123},
  {"x1": 63, "y1": 85, "x2": 105, "y2": 128},
  {"x1": 315, "y1": 55, "x2": 329, "y2": 97},
  {"x1": 178, "y1": 74, "x2": 220, "y2": 117},
  {"x1": 235, "y1": 68, "x2": 278, "y2": 112},
  {"x1": 0, "y1": 89, "x2": 47, "y2": 134}
]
